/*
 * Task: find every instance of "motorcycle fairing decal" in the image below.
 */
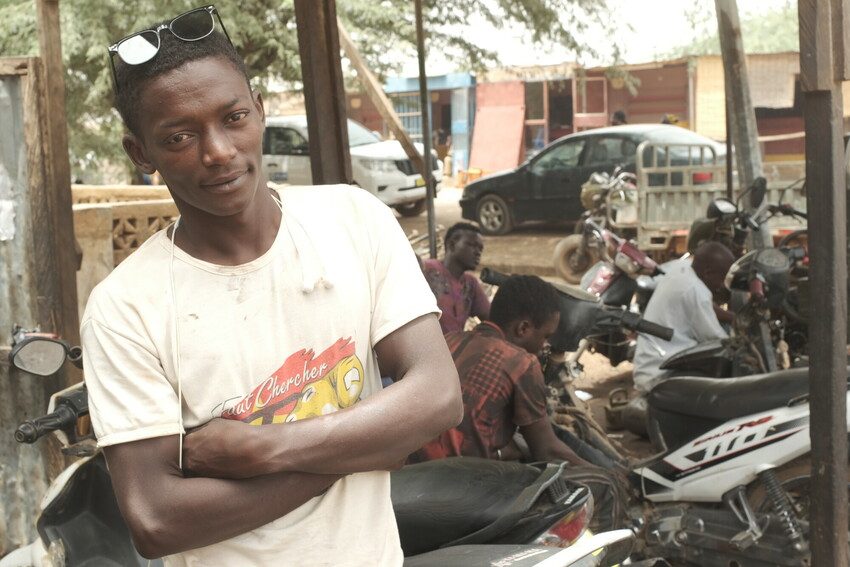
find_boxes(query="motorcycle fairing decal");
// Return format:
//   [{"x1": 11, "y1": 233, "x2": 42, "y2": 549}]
[
  {"x1": 212, "y1": 338, "x2": 365, "y2": 425},
  {"x1": 684, "y1": 449, "x2": 707, "y2": 463},
  {"x1": 766, "y1": 415, "x2": 810, "y2": 436},
  {"x1": 647, "y1": 429, "x2": 803, "y2": 483}
]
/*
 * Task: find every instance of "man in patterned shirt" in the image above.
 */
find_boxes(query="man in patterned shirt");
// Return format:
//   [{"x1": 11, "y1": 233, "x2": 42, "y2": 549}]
[
  {"x1": 423, "y1": 222, "x2": 490, "y2": 334},
  {"x1": 412, "y1": 275, "x2": 583, "y2": 464}
]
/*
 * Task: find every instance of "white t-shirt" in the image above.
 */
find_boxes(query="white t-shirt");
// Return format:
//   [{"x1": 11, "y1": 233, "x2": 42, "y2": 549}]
[
  {"x1": 632, "y1": 260, "x2": 727, "y2": 393},
  {"x1": 80, "y1": 185, "x2": 438, "y2": 566}
]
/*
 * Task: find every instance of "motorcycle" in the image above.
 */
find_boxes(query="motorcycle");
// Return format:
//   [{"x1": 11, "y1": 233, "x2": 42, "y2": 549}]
[
  {"x1": 1, "y1": 331, "x2": 638, "y2": 567},
  {"x1": 484, "y1": 268, "x2": 846, "y2": 566},
  {"x1": 659, "y1": 200, "x2": 809, "y2": 379},
  {"x1": 554, "y1": 168, "x2": 640, "y2": 285},
  {"x1": 579, "y1": 219, "x2": 664, "y2": 310},
  {"x1": 686, "y1": 177, "x2": 806, "y2": 256}
]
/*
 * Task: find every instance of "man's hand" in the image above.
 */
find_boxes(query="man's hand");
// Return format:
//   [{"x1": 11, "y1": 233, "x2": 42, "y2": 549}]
[{"x1": 183, "y1": 418, "x2": 260, "y2": 479}]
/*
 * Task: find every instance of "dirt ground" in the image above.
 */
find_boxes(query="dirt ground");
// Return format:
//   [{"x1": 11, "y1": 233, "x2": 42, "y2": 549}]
[
  {"x1": 573, "y1": 352, "x2": 655, "y2": 459},
  {"x1": 396, "y1": 188, "x2": 653, "y2": 457},
  {"x1": 395, "y1": 186, "x2": 566, "y2": 277}
]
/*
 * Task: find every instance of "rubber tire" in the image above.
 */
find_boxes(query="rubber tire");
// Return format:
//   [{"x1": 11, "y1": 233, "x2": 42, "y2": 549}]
[
  {"x1": 476, "y1": 194, "x2": 514, "y2": 236},
  {"x1": 553, "y1": 234, "x2": 599, "y2": 284},
  {"x1": 394, "y1": 199, "x2": 426, "y2": 217}
]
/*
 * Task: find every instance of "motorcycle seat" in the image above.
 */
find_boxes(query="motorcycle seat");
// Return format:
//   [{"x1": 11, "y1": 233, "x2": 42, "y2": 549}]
[
  {"x1": 648, "y1": 366, "x2": 850, "y2": 422},
  {"x1": 391, "y1": 457, "x2": 547, "y2": 556}
]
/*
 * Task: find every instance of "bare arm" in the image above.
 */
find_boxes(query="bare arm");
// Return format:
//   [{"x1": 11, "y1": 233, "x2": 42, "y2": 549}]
[
  {"x1": 519, "y1": 418, "x2": 588, "y2": 466},
  {"x1": 184, "y1": 314, "x2": 463, "y2": 478},
  {"x1": 104, "y1": 436, "x2": 341, "y2": 559}
]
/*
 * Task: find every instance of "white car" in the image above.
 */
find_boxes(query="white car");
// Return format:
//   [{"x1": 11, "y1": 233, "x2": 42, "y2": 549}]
[{"x1": 263, "y1": 116, "x2": 442, "y2": 216}]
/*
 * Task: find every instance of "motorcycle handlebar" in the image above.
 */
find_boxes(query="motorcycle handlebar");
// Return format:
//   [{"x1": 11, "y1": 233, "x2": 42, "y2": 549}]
[
  {"x1": 634, "y1": 318, "x2": 675, "y2": 341},
  {"x1": 479, "y1": 267, "x2": 507, "y2": 287},
  {"x1": 767, "y1": 203, "x2": 808, "y2": 220},
  {"x1": 15, "y1": 404, "x2": 77, "y2": 444},
  {"x1": 613, "y1": 310, "x2": 674, "y2": 341}
]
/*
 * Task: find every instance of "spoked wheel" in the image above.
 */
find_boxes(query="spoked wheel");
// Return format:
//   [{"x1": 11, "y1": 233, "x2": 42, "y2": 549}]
[{"x1": 553, "y1": 234, "x2": 599, "y2": 284}]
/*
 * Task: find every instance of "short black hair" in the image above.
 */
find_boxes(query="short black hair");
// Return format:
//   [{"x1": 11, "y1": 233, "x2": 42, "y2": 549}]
[
  {"x1": 490, "y1": 275, "x2": 560, "y2": 329},
  {"x1": 444, "y1": 222, "x2": 481, "y2": 250},
  {"x1": 113, "y1": 26, "x2": 250, "y2": 135}
]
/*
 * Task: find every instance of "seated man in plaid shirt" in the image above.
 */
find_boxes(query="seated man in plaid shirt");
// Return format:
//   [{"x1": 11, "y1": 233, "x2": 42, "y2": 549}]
[{"x1": 411, "y1": 275, "x2": 584, "y2": 464}]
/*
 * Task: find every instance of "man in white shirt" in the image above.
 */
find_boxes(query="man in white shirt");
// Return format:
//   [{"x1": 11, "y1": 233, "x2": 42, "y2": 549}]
[
  {"x1": 82, "y1": 10, "x2": 462, "y2": 565},
  {"x1": 633, "y1": 242, "x2": 735, "y2": 393}
]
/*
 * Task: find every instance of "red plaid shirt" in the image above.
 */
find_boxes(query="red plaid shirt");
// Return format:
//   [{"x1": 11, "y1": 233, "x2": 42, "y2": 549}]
[{"x1": 411, "y1": 321, "x2": 549, "y2": 462}]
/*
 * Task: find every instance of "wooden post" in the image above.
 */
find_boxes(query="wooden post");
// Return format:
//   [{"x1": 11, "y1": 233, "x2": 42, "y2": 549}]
[
  {"x1": 293, "y1": 0, "x2": 352, "y2": 185},
  {"x1": 35, "y1": 0, "x2": 80, "y2": 352},
  {"x1": 0, "y1": 56, "x2": 68, "y2": 556},
  {"x1": 799, "y1": 0, "x2": 848, "y2": 564},
  {"x1": 337, "y1": 20, "x2": 428, "y2": 178},
  {"x1": 714, "y1": 0, "x2": 771, "y2": 247},
  {"x1": 414, "y1": 0, "x2": 437, "y2": 259}
]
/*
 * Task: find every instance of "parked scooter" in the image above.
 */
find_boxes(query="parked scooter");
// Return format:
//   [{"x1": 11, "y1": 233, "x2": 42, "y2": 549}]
[
  {"x1": 659, "y1": 199, "x2": 809, "y2": 379},
  {"x1": 485, "y1": 269, "x2": 846, "y2": 566},
  {"x1": 554, "y1": 168, "x2": 639, "y2": 285},
  {"x1": 1, "y1": 331, "x2": 637, "y2": 567},
  {"x1": 528, "y1": 303, "x2": 843, "y2": 566},
  {"x1": 579, "y1": 220, "x2": 664, "y2": 309}
]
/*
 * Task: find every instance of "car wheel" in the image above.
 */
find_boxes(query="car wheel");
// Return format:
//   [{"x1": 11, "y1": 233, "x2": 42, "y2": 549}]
[
  {"x1": 553, "y1": 234, "x2": 599, "y2": 284},
  {"x1": 476, "y1": 194, "x2": 513, "y2": 235},
  {"x1": 394, "y1": 199, "x2": 426, "y2": 217}
]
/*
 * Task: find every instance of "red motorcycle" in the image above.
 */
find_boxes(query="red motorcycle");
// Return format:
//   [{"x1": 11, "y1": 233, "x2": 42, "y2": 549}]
[{"x1": 578, "y1": 219, "x2": 663, "y2": 308}]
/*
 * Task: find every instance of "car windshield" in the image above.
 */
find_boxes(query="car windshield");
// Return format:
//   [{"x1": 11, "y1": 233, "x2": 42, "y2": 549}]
[{"x1": 348, "y1": 120, "x2": 381, "y2": 147}]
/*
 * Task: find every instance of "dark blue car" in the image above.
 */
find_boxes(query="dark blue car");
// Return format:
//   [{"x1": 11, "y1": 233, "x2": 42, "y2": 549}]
[{"x1": 460, "y1": 124, "x2": 725, "y2": 235}]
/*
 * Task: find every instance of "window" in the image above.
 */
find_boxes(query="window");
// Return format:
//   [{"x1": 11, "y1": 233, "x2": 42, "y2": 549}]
[
  {"x1": 264, "y1": 127, "x2": 308, "y2": 156},
  {"x1": 585, "y1": 137, "x2": 638, "y2": 167},
  {"x1": 531, "y1": 140, "x2": 585, "y2": 174}
]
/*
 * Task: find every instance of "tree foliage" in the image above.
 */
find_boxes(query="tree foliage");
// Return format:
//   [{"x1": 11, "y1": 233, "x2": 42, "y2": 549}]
[
  {"x1": 666, "y1": 1, "x2": 798, "y2": 59},
  {"x1": 0, "y1": 0, "x2": 610, "y2": 182}
]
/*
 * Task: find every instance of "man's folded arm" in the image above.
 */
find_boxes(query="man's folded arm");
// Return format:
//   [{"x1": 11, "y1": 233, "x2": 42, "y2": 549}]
[
  {"x1": 184, "y1": 314, "x2": 463, "y2": 478},
  {"x1": 103, "y1": 435, "x2": 341, "y2": 559}
]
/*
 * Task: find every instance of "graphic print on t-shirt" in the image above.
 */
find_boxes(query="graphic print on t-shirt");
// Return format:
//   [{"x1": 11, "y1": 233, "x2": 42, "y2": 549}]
[{"x1": 214, "y1": 338, "x2": 364, "y2": 425}]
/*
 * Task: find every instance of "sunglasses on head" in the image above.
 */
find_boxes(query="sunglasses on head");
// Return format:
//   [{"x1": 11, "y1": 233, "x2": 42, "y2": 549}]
[{"x1": 108, "y1": 5, "x2": 232, "y2": 92}]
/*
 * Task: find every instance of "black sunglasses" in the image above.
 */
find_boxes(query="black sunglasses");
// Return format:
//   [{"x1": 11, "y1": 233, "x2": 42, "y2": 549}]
[{"x1": 108, "y1": 5, "x2": 232, "y2": 92}]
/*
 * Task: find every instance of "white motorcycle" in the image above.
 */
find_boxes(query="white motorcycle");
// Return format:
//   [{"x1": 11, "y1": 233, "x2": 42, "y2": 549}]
[{"x1": 556, "y1": 338, "x2": 848, "y2": 566}]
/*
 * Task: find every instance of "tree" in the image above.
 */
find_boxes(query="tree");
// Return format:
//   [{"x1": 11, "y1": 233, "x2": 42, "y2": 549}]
[
  {"x1": 0, "y1": 0, "x2": 611, "y2": 183},
  {"x1": 665, "y1": 0, "x2": 798, "y2": 59}
]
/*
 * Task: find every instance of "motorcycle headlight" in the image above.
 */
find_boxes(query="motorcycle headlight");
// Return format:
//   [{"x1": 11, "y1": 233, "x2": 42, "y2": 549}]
[{"x1": 358, "y1": 158, "x2": 397, "y2": 173}]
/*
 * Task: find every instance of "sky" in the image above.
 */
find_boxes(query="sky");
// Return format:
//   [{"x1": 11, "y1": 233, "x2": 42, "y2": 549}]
[{"x1": 399, "y1": 0, "x2": 795, "y2": 76}]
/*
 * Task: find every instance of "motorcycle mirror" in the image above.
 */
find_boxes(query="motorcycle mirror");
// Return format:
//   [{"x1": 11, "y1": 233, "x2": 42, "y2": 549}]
[
  {"x1": 707, "y1": 198, "x2": 737, "y2": 218},
  {"x1": 749, "y1": 177, "x2": 767, "y2": 208},
  {"x1": 9, "y1": 337, "x2": 68, "y2": 376}
]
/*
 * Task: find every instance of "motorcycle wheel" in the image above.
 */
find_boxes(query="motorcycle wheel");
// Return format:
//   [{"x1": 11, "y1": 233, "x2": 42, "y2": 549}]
[{"x1": 554, "y1": 234, "x2": 599, "y2": 284}]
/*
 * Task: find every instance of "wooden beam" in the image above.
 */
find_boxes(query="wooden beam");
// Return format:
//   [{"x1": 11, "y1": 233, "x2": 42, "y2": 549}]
[
  {"x1": 799, "y1": 0, "x2": 849, "y2": 564},
  {"x1": 35, "y1": 0, "x2": 80, "y2": 355},
  {"x1": 835, "y1": 0, "x2": 850, "y2": 80},
  {"x1": 293, "y1": 0, "x2": 352, "y2": 185},
  {"x1": 0, "y1": 56, "x2": 67, "y2": 556},
  {"x1": 714, "y1": 0, "x2": 770, "y2": 247},
  {"x1": 800, "y1": 0, "x2": 835, "y2": 91},
  {"x1": 337, "y1": 19, "x2": 427, "y2": 178}
]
